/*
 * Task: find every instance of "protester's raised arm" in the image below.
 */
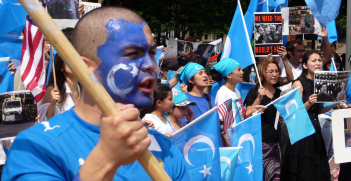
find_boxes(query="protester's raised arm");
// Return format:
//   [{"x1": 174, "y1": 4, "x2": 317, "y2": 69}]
[{"x1": 315, "y1": 26, "x2": 331, "y2": 65}]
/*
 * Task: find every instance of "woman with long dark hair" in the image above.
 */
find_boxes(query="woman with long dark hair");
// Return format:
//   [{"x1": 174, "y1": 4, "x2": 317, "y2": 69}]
[
  {"x1": 38, "y1": 28, "x2": 80, "y2": 121},
  {"x1": 281, "y1": 50, "x2": 342, "y2": 180}
]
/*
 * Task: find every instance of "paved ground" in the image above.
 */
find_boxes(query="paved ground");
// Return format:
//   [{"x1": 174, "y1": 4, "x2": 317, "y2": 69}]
[{"x1": 0, "y1": 121, "x2": 35, "y2": 139}]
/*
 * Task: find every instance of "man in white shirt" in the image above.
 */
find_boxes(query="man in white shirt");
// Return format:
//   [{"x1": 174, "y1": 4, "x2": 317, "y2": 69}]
[{"x1": 279, "y1": 27, "x2": 332, "y2": 91}]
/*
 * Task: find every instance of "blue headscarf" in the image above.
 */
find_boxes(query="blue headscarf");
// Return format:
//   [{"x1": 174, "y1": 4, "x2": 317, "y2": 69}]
[
  {"x1": 177, "y1": 63, "x2": 205, "y2": 84},
  {"x1": 212, "y1": 58, "x2": 240, "y2": 78}
]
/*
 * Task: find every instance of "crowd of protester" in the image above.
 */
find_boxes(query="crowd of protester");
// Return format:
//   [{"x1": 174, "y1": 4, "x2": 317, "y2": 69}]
[{"x1": 1, "y1": 6, "x2": 351, "y2": 181}]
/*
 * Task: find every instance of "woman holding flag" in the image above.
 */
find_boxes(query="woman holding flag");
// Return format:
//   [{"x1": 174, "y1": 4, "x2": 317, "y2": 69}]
[
  {"x1": 210, "y1": 58, "x2": 265, "y2": 147},
  {"x1": 244, "y1": 47, "x2": 292, "y2": 181},
  {"x1": 282, "y1": 50, "x2": 342, "y2": 181}
]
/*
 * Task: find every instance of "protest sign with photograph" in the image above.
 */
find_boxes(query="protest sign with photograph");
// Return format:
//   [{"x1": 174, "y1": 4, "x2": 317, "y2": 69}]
[
  {"x1": 0, "y1": 90, "x2": 37, "y2": 140},
  {"x1": 47, "y1": 0, "x2": 82, "y2": 28},
  {"x1": 254, "y1": 12, "x2": 283, "y2": 57},
  {"x1": 314, "y1": 71, "x2": 351, "y2": 103},
  {"x1": 160, "y1": 39, "x2": 215, "y2": 71},
  {"x1": 81, "y1": 2, "x2": 101, "y2": 15},
  {"x1": 332, "y1": 109, "x2": 351, "y2": 164},
  {"x1": 282, "y1": 6, "x2": 321, "y2": 35},
  {"x1": 206, "y1": 38, "x2": 223, "y2": 69}
]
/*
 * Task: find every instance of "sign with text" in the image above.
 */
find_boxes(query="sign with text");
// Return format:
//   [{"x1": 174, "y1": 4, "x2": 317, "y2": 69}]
[{"x1": 254, "y1": 12, "x2": 282, "y2": 57}]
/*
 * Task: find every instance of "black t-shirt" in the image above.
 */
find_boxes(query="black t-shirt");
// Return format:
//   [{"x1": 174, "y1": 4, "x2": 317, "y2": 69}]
[{"x1": 244, "y1": 86, "x2": 281, "y2": 143}]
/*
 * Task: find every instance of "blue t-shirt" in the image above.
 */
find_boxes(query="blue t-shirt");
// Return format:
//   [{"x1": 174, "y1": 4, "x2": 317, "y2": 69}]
[
  {"x1": 181, "y1": 93, "x2": 216, "y2": 124},
  {"x1": 346, "y1": 75, "x2": 351, "y2": 104},
  {"x1": 2, "y1": 108, "x2": 190, "y2": 181}
]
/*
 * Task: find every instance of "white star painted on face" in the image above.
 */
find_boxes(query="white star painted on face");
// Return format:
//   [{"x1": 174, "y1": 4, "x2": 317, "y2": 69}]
[
  {"x1": 246, "y1": 162, "x2": 254, "y2": 174},
  {"x1": 199, "y1": 165, "x2": 212, "y2": 178},
  {"x1": 293, "y1": 114, "x2": 296, "y2": 119}
]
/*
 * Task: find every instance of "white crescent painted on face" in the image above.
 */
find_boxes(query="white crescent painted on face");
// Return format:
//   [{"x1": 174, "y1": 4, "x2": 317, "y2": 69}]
[
  {"x1": 220, "y1": 156, "x2": 232, "y2": 169},
  {"x1": 183, "y1": 135, "x2": 215, "y2": 167},
  {"x1": 285, "y1": 99, "x2": 298, "y2": 116},
  {"x1": 258, "y1": 0, "x2": 267, "y2": 5},
  {"x1": 237, "y1": 134, "x2": 255, "y2": 162},
  {"x1": 107, "y1": 63, "x2": 139, "y2": 96}
]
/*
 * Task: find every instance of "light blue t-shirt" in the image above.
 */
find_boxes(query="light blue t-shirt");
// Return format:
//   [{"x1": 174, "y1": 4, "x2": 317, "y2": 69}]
[
  {"x1": 181, "y1": 93, "x2": 216, "y2": 124},
  {"x1": 2, "y1": 108, "x2": 190, "y2": 181}
]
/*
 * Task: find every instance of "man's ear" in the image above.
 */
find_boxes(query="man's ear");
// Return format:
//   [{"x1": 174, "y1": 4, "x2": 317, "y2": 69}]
[
  {"x1": 287, "y1": 51, "x2": 292, "y2": 57},
  {"x1": 81, "y1": 56, "x2": 99, "y2": 72}
]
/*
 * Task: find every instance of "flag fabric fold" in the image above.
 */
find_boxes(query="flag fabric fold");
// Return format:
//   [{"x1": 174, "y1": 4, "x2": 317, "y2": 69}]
[
  {"x1": 219, "y1": 147, "x2": 241, "y2": 181},
  {"x1": 273, "y1": 88, "x2": 316, "y2": 144},
  {"x1": 0, "y1": 0, "x2": 27, "y2": 39},
  {"x1": 221, "y1": 1, "x2": 256, "y2": 70},
  {"x1": 257, "y1": 0, "x2": 277, "y2": 12},
  {"x1": 20, "y1": 0, "x2": 47, "y2": 103},
  {"x1": 172, "y1": 111, "x2": 221, "y2": 180},
  {"x1": 244, "y1": 0, "x2": 259, "y2": 41},
  {"x1": 0, "y1": 58, "x2": 15, "y2": 93},
  {"x1": 304, "y1": 0, "x2": 342, "y2": 26},
  {"x1": 227, "y1": 114, "x2": 263, "y2": 181},
  {"x1": 317, "y1": 20, "x2": 338, "y2": 44}
]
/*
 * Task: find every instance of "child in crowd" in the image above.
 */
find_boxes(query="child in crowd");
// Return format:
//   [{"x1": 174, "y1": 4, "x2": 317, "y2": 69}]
[
  {"x1": 141, "y1": 84, "x2": 174, "y2": 138},
  {"x1": 168, "y1": 92, "x2": 195, "y2": 133}
]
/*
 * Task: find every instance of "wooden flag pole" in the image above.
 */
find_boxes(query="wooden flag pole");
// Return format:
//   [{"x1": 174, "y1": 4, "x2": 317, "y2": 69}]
[
  {"x1": 50, "y1": 45, "x2": 57, "y2": 88},
  {"x1": 18, "y1": 0, "x2": 171, "y2": 180}
]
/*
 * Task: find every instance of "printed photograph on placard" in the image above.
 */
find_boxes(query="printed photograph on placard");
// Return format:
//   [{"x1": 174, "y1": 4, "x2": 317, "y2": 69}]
[
  {"x1": 0, "y1": 91, "x2": 37, "y2": 139},
  {"x1": 47, "y1": 0, "x2": 80, "y2": 19},
  {"x1": 160, "y1": 39, "x2": 215, "y2": 71},
  {"x1": 283, "y1": 6, "x2": 320, "y2": 35},
  {"x1": 254, "y1": 12, "x2": 283, "y2": 57},
  {"x1": 314, "y1": 71, "x2": 351, "y2": 103},
  {"x1": 206, "y1": 38, "x2": 223, "y2": 69}
]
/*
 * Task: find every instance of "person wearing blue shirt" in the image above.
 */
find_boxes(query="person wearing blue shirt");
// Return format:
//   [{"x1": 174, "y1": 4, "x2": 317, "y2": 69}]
[{"x1": 2, "y1": 7, "x2": 190, "y2": 181}]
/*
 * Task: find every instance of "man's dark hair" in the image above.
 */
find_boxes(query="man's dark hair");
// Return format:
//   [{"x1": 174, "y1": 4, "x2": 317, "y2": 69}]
[
  {"x1": 189, "y1": 32, "x2": 195, "y2": 37},
  {"x1": 71, "y1": 6, "x2": 145, "y2": 65},
  {"x1": 286, "y1": 39, "x2": 303, "y2": 59}
]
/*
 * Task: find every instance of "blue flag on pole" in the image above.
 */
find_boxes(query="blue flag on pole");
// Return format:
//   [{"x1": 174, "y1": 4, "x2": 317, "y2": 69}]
[
  {"x1": 273, "y1": 88, "x2": 316, "y2": 144},
  {"x1": 221, "y1": 1, "x2": 256, "y2": 70},
  {"x1": 0, "y1": 38, "x2": 23, "y2": 63},
  {"x1": 257, "y1": 0, "x2": 277, "y2": 12},
  {"x1": 244, "y1": 0, "x2": 259, "y2": 41},
  {"x1": 219, "y1": 147, "x2": 241, "y2": 181},
  {"x1": 317, "y1": 20, "x2": 338, "y2": 44},
  {"x1": 304, "y1": 0, "x2": 342, "y2": 26},
  {"x1": 172, "y1": 111, "x2": 221, "y2": 180},
  {"x1": 0, "y1": 0, "x2": 27, "y2": 39},
  {"x1": 329, "y1": 58, "x2": 337, "y2": 71},
  {"x1": 0, "y1": 58, "x2": 14, "y2": 93},
  {"x1": 227, "y1": 114, "x2": 263, "y2": 181}
]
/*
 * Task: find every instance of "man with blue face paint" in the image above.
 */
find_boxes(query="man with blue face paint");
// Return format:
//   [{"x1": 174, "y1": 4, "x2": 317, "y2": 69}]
[{"x1": 2, "y1": 7, "x2": 190, "y2": 181}]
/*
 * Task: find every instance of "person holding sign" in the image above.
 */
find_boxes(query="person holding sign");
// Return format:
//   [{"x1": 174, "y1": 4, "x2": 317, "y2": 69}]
[
  {"x1": 2, "y1": 7, "x2": 190, "y2": 181},
  {"x1": 281, "y1": 50, "x2": 343, "y2": 181}
]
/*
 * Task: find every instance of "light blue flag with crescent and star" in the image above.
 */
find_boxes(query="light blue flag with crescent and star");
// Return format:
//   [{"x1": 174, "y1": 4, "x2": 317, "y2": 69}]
[
  {"x1": 329, "y1": 58, "x2": 337, "y2": 71},
  {"x1": 227, "y1": 113, "x2": 263, "y2": 181},
  {"x1": 243, "y1": 0, "x2": 258, "y2": 41},
  {"x1": 221, "y1": 1, "x2": 256, "y2": 70},
  {"x1": 257, "y1": 0, "x2": 277, "y2": 12},
  {"x1": 0, "y1": 0, "x2": 27, "y2": 39},
  {"x1": 172, "y1": 111, "x2": 221, "y2": 180},
  {"x1": 0, "y1": 58, "x2": 15, "y2": 93},
  {"x1": 304, "y1": 0, "x2": 342, "y2": 26},
  {"x1": 273, "y1": 88, "x2": 315, "y2": 144},
  {"x1": 219, "y1": 147, "x2": 241, "y2": 181}
]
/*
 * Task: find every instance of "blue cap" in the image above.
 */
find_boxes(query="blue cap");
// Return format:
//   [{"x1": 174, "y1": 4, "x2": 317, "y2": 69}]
[
  {"x1": 173, "y1": 92, "x2": 196, "y2": 106},
  {"x1": 177, "y1": 62, "x2": 205, "y2": 84},
  {"x1": 212, "y1": 58, "x2": 240, "y2": 78}
]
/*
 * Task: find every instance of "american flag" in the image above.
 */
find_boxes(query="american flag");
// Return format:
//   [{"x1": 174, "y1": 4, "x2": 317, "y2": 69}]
[
  {"x1": 20, "y1": 0, "x2": 47, "y2": 103},
  {"x1": 218, "y1": 98, "x2": 235, "y2": 131}
]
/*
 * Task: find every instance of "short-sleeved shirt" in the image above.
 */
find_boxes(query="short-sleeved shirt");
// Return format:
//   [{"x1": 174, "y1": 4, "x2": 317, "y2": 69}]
[
  {"x1": 215, "y1": 86, "x2": 241, "y2": 106},
  {"x1": 2, "y1": 108, "x2": 190, "y2": 181},
  {"x1": 180, "y1": 93, "x2": 216, "y2": 124},
  {"x1": 279, "y1": 60, "x2": 303, "y2": 91},
  {"x1": 142, "y1": 114, "x2": 173, "y2": 134},
  {"x1": 244, "y1": 86, "x2": 281, "y2": 143}
]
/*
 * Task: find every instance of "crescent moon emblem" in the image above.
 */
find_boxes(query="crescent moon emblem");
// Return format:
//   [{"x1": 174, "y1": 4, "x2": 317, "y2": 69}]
[
  {"x1": 183, "y1": 135, "x2": 215, "y2": 167},
  {"x1": 258, "y1": 0, "x2": 267, "y2": 5},
  {"x1": 107, "y1": 63, "x2": 137, "y2": 96},
  {"x1": 237, "y1": 134, "x2": 255, "y2": 162},
  {"x1": 285, "y1": 99, "x2": 298, "y2": 116},
  {"x1": 220, "y1": 156, "x2": 231, "y2": 169}
]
